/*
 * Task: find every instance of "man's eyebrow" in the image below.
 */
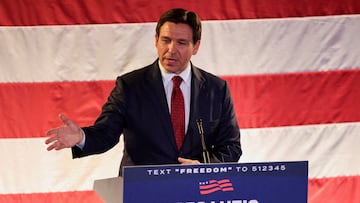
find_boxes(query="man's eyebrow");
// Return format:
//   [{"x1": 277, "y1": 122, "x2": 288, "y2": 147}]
[{"x1": 160, "y1": 36, "x2": 187, "y2": 41}]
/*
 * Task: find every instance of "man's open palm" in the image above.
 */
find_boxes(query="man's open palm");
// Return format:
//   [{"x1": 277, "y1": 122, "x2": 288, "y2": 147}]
[{"x1": 45, "y1": 114, "x2": 83, "y2": 151}]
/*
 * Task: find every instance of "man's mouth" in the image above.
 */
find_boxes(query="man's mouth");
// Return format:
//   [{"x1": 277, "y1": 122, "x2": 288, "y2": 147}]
[{"x1": 165, "y1": 58, "x2": 177, "y2": 63}]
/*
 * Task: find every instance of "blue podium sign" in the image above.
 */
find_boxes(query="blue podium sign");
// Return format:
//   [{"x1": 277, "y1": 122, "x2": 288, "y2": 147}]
[{"x1": 123, "y1": 161, "x2": 308, "y2": 203}]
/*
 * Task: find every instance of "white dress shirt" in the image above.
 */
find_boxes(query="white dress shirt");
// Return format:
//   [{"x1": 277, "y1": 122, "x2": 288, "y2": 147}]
[{"x1": 158, "y1": 61, "x2": 191, "y2": 133}]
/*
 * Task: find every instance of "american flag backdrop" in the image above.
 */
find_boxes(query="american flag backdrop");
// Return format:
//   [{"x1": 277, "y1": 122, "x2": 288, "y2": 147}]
[{"x1": 1, "y1": 0, "x2": 360, "y2": 202}]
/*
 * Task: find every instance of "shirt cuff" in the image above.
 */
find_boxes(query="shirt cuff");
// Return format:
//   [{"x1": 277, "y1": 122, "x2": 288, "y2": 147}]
[{"x1": 75, "y1": 129, "x2": 86, "y2": 149}]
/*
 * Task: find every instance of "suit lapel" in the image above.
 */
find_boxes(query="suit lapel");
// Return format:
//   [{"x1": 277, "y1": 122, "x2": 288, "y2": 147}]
[
  {"x1": 147, "y1": 62, "x2": 170, "y2": 118},
  {"x1": 145, "y1": 61, "x2": 178, "y2": 150},
  {"x1": 188, "y1": 65, "x2": 206, "y2": 136}
]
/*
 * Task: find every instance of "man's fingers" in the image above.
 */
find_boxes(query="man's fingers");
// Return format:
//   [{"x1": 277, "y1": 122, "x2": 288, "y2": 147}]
[
  {"x1": 47, "y1": 143, "x2": 56, "y2": 151},
  {"x1": 59, "y1": 114, "x2": 78, "y2": 129},
  {"x1": 55, "y1": 142, "x2": 65, "y2": 150},
  {"x1": 47, "y1": 142, "x2": 64, "y2": 151},
  {"x1": 45, "y1": 135, "x2": 57, "y2": 144},
  {"x1": 178, "y1": 157, "x2": 185, "y2": 163},
  {"x1": 178, "y1": 157, "x2": 200, "y2": 165},
  {"x1": 59, "y1": 114, "x2": 68, "y2": 123},
  {"x1": 46, "y1": 128, "x2": 58, "y2": 136},
  {"x1": 45, "y1": 127, "x2": 59, "y2": 144}
]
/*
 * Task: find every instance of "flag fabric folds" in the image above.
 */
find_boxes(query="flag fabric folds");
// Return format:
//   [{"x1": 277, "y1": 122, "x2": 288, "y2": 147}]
[{"x1": 1, "y1": 0, "x2": 360, "y2": 202}]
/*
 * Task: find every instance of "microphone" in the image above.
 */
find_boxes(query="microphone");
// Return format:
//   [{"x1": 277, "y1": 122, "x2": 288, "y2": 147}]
[{"x1": 196, "y1": 119, "x2": 210, "y2": 163}]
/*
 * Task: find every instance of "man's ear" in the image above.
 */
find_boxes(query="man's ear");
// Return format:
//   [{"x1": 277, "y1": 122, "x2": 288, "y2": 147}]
[
  {"x1": 192, "y1": 40, "x2": 201, "y2": 55},
  {"x1": 155, "y1": 34, "x2": 159, "y2": 45}
]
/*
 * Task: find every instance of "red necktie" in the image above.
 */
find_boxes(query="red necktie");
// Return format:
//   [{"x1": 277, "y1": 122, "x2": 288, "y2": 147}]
[{"x1": 171, "y1": 76, "x2": 185, "y2": 150}]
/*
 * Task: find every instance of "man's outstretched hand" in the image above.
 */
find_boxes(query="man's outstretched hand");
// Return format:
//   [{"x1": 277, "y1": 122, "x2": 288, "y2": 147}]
[{"x1": 45, "y1": 114, "x2": 83, "y2": 151}]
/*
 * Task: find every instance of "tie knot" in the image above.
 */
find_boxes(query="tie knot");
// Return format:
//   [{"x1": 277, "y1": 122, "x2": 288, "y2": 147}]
[{"x1": 172, "y1": 76, "x2": 182, "y2": 88}]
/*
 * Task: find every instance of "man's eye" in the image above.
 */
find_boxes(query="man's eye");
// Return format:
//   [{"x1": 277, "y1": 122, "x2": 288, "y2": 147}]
[
  {"x1": 162, "y1": 39, "x2": 170, "y2": 43},
  {"x1": 179, "y1": 41, "x2": 187, "y2": 45}
]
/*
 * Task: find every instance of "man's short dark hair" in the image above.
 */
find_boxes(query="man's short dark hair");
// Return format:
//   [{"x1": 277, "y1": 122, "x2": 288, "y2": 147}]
[{"x1": 156, "y1": 8, "x2": 202, "y2": 44}]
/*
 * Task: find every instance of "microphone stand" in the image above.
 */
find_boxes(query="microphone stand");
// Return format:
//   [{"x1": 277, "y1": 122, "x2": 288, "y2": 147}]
[{"x1": 196, "y1": 119, "x2": 210, "y2": 163}]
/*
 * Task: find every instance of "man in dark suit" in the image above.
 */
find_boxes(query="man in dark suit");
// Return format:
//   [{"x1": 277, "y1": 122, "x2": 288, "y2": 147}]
[{"x1": 45, "y1": 8, "x2": 242, "y2": 175}]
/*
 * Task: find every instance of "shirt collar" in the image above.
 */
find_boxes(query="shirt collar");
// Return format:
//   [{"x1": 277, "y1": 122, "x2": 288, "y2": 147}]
[{"x1": 158, "y1": 61, "x2": 191, "y2": 86}]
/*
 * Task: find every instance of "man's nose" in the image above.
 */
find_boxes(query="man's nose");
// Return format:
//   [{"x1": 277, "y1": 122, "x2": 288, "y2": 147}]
[{"x1": 168, "y1": 41, "x2": 177, "y2": 53}]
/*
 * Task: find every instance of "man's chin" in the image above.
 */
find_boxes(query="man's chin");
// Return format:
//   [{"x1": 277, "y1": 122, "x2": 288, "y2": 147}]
[
  {"x1": 164, "y1": 65, "x2": 182, "y2": 74},
  {"x1": 163, "y1": 63, "x2": 175, "y2": 70}
]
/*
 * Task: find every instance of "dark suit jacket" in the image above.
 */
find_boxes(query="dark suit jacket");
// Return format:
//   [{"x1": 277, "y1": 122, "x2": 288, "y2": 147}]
[{"x1": 73, "y1": 60, "x2": 242, "y2": 174}]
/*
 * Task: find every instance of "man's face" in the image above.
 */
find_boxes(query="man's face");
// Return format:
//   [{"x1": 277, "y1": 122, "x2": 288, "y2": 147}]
[{"x1": 155, "y1": 22, "x2": 200, "y2": 74}]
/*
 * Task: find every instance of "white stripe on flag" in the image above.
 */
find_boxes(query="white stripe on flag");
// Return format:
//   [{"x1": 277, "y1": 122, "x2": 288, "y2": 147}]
[
  {"x1": 240, "y1": 122, "x2": 360, "y2": 178},
  {"x1": 0, "y1": 137, "x2": 123, "y2": 194},
  {"x1": 1, "y1": 14, "x2": 360, "y2": 83}
]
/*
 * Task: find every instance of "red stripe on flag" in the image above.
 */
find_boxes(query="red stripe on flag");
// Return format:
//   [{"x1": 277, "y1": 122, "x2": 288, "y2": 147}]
[
  {"x1": 0, "y1": 81, "x2": 114, "y2": 138},
  {"x1": 225, "y1": 69, "x2": 360, "y2": 128},
  {"x1": 309, "y1": 176, "x2": 360, "y2": 203},
  {"x1": 1, "y1": 0, "x2": 360, "y2": 26},
  {"x1": 1, "y1": 69, "x2": 359, "y2": 138},
  {"x1": 200, "y1": 187, "x2": 222, "y2": 195},
  {"x1": 0, "y1": 191, "x2": 104, "y2": 203}
]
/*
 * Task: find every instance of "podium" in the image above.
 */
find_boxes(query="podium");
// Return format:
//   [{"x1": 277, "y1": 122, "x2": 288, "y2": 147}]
[
  {"x1": 93, "y1": 176, "x2": 123, "y2": 203},
  {"x1": 94, "y1": 161, "x2": 308, "y2": 203}
]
